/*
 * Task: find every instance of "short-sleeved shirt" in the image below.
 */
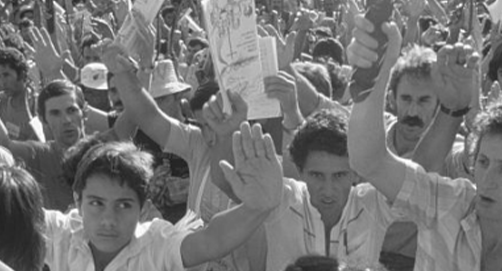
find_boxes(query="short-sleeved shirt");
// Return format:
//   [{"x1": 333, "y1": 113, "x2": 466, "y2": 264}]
[
  {"x1": 165, "y1": 121, "x2": 250, "y2": 271},
  {"x1": 264, "y1": 178, "x2": 398, "y2": 271},
  {"x1": 44, "y1": 209, "x2": 199, "y2": 271},
  {"x1": 393, "y1": 160, "x2": 480, "y2": 271},
  {"x1": 381, "y1": 118, "x2": 472, "y2": 260}
]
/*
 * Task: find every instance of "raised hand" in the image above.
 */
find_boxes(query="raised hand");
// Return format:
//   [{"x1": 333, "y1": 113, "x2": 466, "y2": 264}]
[
  {"x1": 431, "y1": 43, "x2": 480, "y2": 111},
  {"x1": 101, "y1": 38, "x2": 136, "y2": 75},
  {"x1": 264, "y1": 71, "x2": 298, "y2": 115},
  {"x1": 202, "y1": 91, "x2": 248, "y2": 137},
  {"x1": 28, "y1": 27, "x2": 63, "y2": 77},
  {"x1": 131, "y1": 10, "x2": 155, "y2": 68},
  {"x1": 219, "y1": 122, "x2": 283, "y2": 212},
  {"x1": 347, "y1": 15, "x2": 402, "y2": 78},
  {"x1": 262, "y1": 24, "x2": 296, "y2": 70}
]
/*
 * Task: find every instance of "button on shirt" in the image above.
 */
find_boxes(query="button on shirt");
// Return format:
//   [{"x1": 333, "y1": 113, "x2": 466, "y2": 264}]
[
  {"x1": 265, "y1": 178, "x2": 398, "y2": 271},
  {"x1": 394, "y1": 160, "x2": 480, "y2": 271},
  {"x1": 44, "y1": 209, "x2": 201, "y2": 271}
]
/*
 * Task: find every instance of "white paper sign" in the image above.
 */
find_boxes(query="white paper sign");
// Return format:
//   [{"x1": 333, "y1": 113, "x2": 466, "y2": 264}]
[{"x1": 202, "y1": 0, "x2": 281, "y2": 120}]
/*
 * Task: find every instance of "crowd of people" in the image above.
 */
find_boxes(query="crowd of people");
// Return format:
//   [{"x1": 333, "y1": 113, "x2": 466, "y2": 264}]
[{"x1": 0, "y1": 0, "x2": 501, "y2": 270}]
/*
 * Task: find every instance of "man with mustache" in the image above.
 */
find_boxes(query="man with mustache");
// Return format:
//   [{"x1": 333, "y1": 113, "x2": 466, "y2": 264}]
[{"x1": 380, "y1": 45, "x2": 470, "y2": 270}]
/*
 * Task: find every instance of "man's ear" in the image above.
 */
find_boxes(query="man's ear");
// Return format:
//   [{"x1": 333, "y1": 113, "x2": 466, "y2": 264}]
[{"x1": 82, "y1": 102, "x2": 89, "y2": 121}]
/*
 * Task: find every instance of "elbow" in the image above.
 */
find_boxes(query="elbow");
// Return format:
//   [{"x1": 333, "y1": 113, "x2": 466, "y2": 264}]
[{"x1": 348, "y1": 139, "x2": 389, "y2": 180}]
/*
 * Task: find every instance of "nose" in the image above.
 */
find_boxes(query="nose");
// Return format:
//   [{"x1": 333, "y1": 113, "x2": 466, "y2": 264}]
[
  {"x1": 62, "y1": 112, "x2": 72, "y2": 123},
  {"x1": 406, "y1": 102, "x2": 419, "y2": 117},
  {"x1": 320, "y1": 180, "x2": 337, "y2": 198},
  {"x1": 100, "y1": 206, "x2": 118, "y2": 229}
]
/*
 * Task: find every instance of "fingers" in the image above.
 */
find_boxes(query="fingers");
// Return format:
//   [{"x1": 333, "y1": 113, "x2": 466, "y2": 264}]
[
  {"x1": 180, "y1": 98, "x2": 194, "y2": 120},
  {"x1": 263, "y1": 133, "x2": 278, "y2": 161},
  {"x1": 219, "y1": 160, "x2": 244, "y2": 196},
  {"x1": 240, "y1": 122, "x2": 255, "y2": 159},
  {"x1": 353, "y1": 14, "x2": 374, "y2": 34},
  {"x1": 227, "y1": 90, "x2": 248, "y2": 114},
  {"x1": 252, "y1": 123, "x2": 266, "y2": 158},
  {"x1": 232, "y1": 130, "x2": 245, "y2": 168}
]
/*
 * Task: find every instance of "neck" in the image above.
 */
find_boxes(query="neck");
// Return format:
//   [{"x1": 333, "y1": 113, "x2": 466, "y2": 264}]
[
  {"x1": 90, "y1": 243, "x2": 122, "y2": 271},
  {"x1": 9, "y1": 91, "x2": 27, "y2": 109},
  {"x1": 480, "y1": 217, "x2": 502, "y2": 247},
  {"x1": 393, "y1": 124, "x2": 420, "y2": 156}
]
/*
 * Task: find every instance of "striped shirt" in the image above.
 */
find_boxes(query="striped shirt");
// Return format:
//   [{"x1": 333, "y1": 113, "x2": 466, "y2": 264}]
[
  {"x1": 394, "y1": 160, "x2": 480, "y2": 271},
  {"x1": 264, "y1": 178, "x2": 399, "y2": 271}
]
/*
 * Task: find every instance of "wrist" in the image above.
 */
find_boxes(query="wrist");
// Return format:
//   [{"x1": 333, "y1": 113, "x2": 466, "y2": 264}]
[{"x1": 439, "y1": 103, "x2": 471, "y2": 118}]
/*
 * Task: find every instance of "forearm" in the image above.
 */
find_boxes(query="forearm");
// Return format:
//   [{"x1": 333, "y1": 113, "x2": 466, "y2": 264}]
[
  {"x1": 412, "y1": 111, "x2": 463, "y2": 174},
  {"x1": 402, "y1": 17, "x2": 419, "y2": 47},
  {"x1": 209, "y1": 136, "x2": 241, "y2": 203},
  {"x1": 181, "y1": 204, "x2": 270, "y2": 267},
  {"x1": 113, "y1": 71, "x2": 165, "y2": 129},
  {"x1": 293, "y1": 29, "x2": 308, "y2": 61},
  {"x1": 348, "y1": 67, "x2": 392, "y2": 175}
]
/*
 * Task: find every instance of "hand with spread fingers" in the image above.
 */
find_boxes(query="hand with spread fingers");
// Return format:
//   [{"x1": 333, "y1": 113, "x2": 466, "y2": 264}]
[
  {"x1": 202, "y1": 91, "x2": 248, "y2": 137},
  {"x1": 100, "y1": 39, "x2": 137, "y2": 75},
  {"x1": 431, "y1": 43, "x2": 480, "y2": 111},
  {"x1": 262, "y1": 24, "x2": 296, "y2": 70},
  {"x1": 264, "y1": 71, "x2": 299, "y2": 116},
  {"x1": 219, "y1": 122, "x2": 283, "y2": 212},
  {"x1": 28, "y1": 27, "x2": 63, "y2": 78}
]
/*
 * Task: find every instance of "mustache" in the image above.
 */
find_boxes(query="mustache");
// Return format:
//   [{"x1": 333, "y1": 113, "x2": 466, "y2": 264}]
[{"x1": 401, "y1": 116, "x2": 424, "y2": 128}]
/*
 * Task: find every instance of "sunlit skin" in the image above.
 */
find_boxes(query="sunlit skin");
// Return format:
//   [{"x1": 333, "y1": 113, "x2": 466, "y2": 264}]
[
  {"x1": 392, "y1": 75, "x2": 438, "y2": 144},
  {"x1": 0, "y1": 65, "x2": 25, "y2": 97},
  {"x1": 43, "y1": 93, "x2": 86, "y2": 149},
  {"x1": 77, "y1": 174, "x2": 142, "y2": 264},
  {"x1": 299, "y1": 151, "x2": 356, "y2": 227}
]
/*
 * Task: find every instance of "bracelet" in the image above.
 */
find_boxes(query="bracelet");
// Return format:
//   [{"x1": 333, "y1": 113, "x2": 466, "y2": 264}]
[{"x1": 440, "y1": 104, "x2": 471, "y2": 118}]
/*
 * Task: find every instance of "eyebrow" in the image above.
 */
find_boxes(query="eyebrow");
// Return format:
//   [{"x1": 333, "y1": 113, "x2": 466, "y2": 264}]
[{"x1": 85, "y1": 195, "x2": 136, "y2": 202}]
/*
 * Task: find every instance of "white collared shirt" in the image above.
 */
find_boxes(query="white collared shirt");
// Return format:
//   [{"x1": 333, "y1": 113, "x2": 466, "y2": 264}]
[{"x1": 44, "y1": 209, "x2": 201, "y2": 271}]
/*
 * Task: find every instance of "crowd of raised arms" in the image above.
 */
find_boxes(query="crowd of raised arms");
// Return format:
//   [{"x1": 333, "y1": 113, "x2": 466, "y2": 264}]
[{"x1": 0, "y1": 0, "x2": 501, "y2": 270}]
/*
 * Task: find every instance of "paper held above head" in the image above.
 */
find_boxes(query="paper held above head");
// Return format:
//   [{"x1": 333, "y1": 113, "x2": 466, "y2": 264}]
[
  {"x1": 489, "y1": 0, "x2": 502, "y2": 24},
  {"x1": 115, "y1": 0, "x2": 163, "y2": 58},
  {"x1": 202, "y1": 0, "x2": 281, "y2": 120}
]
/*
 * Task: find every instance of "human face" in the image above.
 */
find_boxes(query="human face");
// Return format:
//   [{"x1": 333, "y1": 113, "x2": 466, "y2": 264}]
[
  {"x1": 44, "y1": 94, "x2": 86, "y2": 149},
  {"x1": 78, "y1": 174, "x2": 141, "y2": 255},
  {"x1": 0, "y1": 65, "x2": 24, "y2": 96},
  {"x1": 107, "y1": 77, "x2": 123, "y2": 112},
  {"x1": 155, "y1": 94, "x2": 183, "y2": 121},
  {"x1": 193, "y1": 110, "x2": 217, "y2": 147},
  {"x1": 474, "y1": 134, "x2": 502, "y2": 220},
  {"x1": 82, "y1": 47, "x2": 101, "y2": 65},
  {"x1": 300, "y1": 151, "x2": 355, "y2": 224},
  {"x1": 186, "y1": 44, "x2": 203, "y2": 65},
  {"x1": 393, "y1": 75, "x2": 438, "y2": 141}
]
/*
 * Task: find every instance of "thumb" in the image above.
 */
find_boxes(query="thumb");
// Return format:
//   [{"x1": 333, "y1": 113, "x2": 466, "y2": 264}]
[
  {"x1": 228, "y1": 90, "x2": 248, "y2": 114},
  {"x1": 219, "y1": 160, "x2": 243, "y2": 195}
]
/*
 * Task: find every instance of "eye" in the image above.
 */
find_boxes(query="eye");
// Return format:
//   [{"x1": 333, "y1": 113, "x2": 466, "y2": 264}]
[
  {"x1": 89, "y1": 200, "x2": 103, "y2": 207},
  {"x1": 333, "y1": 172, "x2": 349, "y2": 179},
  {"x1": 476, "y1": 156, "x2": 489, "y2": 169},
  {"x1": 68, "y1": 107, "x2": 79, "y2": 114},
  {"x1": 308, "y1": 171, "x2": 323, "y2": 180},
  {"x1": 119, "y1": 202, "x2": 133, "y2": 209}
]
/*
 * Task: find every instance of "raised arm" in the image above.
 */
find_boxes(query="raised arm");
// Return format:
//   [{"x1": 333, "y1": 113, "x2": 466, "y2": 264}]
[
  {"x1": 346, "y1": 15, "x2": 405, "y2": 202},
  {"x1": 413, "y1": 44, "x2": 479, "y2": 174},
  {"x1": 203, "y1": 90, "x2": 248, "y2": 203},
  {"x1": 180, "y1": 122, "x2": 283, "y2": 267}
]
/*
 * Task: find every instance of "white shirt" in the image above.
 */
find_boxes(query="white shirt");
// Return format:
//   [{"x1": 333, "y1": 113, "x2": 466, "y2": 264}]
[{"x1": 44, "y1": 209, "x2": 200, "y2": 271}]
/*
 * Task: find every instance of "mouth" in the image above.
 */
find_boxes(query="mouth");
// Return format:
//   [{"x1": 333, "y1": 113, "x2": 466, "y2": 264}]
[
  {"x1": 478, "y1": 195, "x2": 496, "y2": 207},
  {"x1": 97, "y1": 232, "x2": 119, "y2": 239}
]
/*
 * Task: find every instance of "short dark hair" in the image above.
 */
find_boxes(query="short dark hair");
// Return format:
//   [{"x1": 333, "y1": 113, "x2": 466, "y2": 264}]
[
  {"x1": 73, "y1": 142, "x2": 154, "y2": 208},
  {"x1": 0, "y1": 47, "x2": 28, "y2": 79},
  {"x1": 62, "y1": 134, "x2": 107, "y2": 187},
  {"x1": 312, "y1": 38, "x2": 344, "y2": 65},
  {"x1": 189, "y1": 81, "x2": 220, "y2": 112},
  {"x1": 388, "y1": 45, "x2": 436, "y2": 97},
  {"x1": 0, "y1": 165, "x2": 45, "y2": 271},
  {"x1": 289, "y1": 109, "x2": 349, "y2": 171},
  {"x1": 37, "y1": 80, "x2": 87, "y2": 122}
]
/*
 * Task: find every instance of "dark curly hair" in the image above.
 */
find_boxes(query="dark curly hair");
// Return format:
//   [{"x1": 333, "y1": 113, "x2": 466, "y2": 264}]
[
  {"x1": 289, "y1": 109, "x2": 349, "y2": 171},
  {"x1": 471, "y1": 102, "x2": 502, "y2": 162},
  {"x1": 0, "y1": 47, "x2": 28, "y2": 79}
]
